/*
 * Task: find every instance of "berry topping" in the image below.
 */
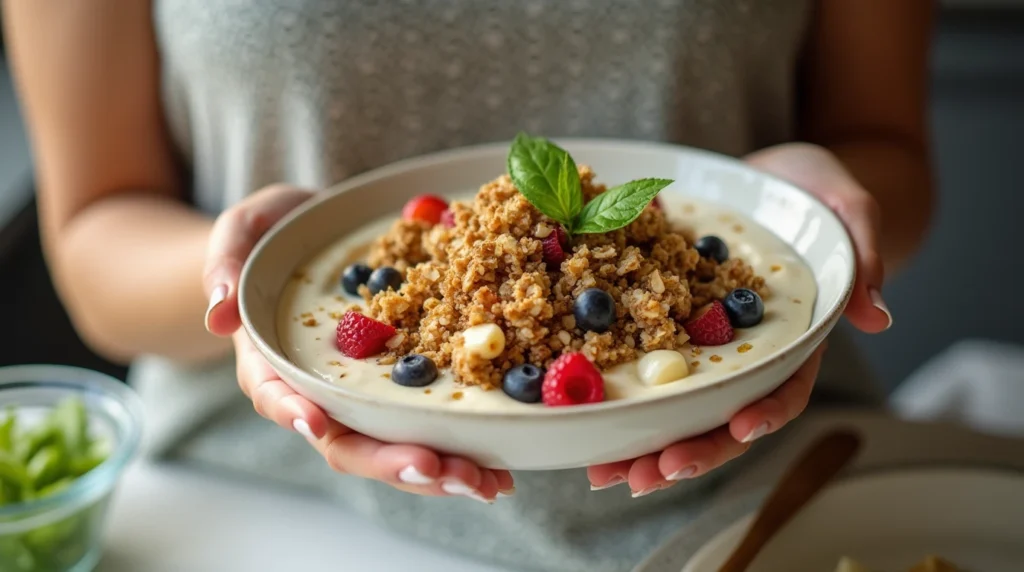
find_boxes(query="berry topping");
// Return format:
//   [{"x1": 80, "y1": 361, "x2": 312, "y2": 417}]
[
  {"x1": 723, "y1": 288, "x2": 765, "y2": 328},
  {"x1": 695, "y1": 235, "x2": 729, "y2": 263},
  {"x1": 401, "y1": 194, "x2": 449, "y2": 225},
  {"x1": 392, "y1": 354, "x2": 439, "y2": 387},
  {"x1": 367, "y1": 267, "x2": 403, "y2": 295},
  {"x1": 336, "y1": 311, "x2": 397, "y2": 359},
  {"x1": 542, "y1": 353, "x2": 605, "y2": 406},
  {"x1": 502, "y1": 364, "x2": 545, "y2": 403},
  {"x1": 650, "y1": 196, "x2": 663, "y2": 210},
  {"x1": 340, "y1": 263, "x2": 373, "y2": 296},
  {"x1": 541, "y1": 225, "x2": 570, "y2": 268},
  {"x1": 440, "y1": 208, "x2": 456, "y2": 228},
  {"x1": 573, "y1": 288, "x2": 616, "y2": 333},
  {"x1": 683, "y1": 300, "x2": 734, "y2": 346}
]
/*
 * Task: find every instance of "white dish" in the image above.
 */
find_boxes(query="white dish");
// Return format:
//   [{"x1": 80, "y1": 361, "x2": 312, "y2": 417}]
[
  {"x1": 239, "y1": 139, "x2": 855, "y2": 470},
  {"x1": 678, "y1": 467, "x2": 1024, "y2": 572}
]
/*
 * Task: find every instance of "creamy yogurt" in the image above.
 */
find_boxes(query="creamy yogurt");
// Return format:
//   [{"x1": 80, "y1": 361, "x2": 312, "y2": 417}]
[{"x1": 277, "y1": 196, "x2": 817, "y2": 412}]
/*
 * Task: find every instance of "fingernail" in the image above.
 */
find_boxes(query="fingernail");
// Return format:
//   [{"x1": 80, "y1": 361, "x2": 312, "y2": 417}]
[
  {"x1": 205, "y1": 284, "x2": 228, "y2": 331},
  {"x1": 869, "y1": 288, "x2": 893, "y2": 330},
  {"x1": 292, "y1": 418, "x2": 316, "y2": 442},
  {"x1": 442, "y1": 480, "x2": 492, "y2": 504},
  {"x1": 398, "y1": 465, "x2": 435, "y2": 485},
  {"x1": 741, "y1": 422, "x2": 770, "y2": 443},
  {"x1": 667, "y1": 465, "x2": 697, "y2": 481},
  {"x1": 631, "y1": 484, "x2": 664, "y2": 498},
  {"x1": 590, "y1": 476, "x2": 626, "y2": 491},
  {"x1": 498, "y1": 486, "x2": 516, "y2": 497}
]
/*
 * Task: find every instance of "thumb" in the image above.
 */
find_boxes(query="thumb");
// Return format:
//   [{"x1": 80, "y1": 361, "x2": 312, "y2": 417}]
[{"x1": 204, "y1": 184, "x2": 314, "y2": 336}]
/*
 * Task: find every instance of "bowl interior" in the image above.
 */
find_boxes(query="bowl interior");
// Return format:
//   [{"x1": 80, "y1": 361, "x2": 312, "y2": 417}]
[{"x1": 240, "y1": 139, "x2": 854, "y2": 407}]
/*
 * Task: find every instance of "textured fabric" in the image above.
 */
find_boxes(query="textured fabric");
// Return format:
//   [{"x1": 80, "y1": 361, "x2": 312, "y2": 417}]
[{"x1": 137, "y1": 2, "x2": 883, "y2": 571}]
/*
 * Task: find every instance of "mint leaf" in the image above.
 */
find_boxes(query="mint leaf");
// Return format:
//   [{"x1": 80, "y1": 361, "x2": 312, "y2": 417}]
[
  {"x1": 574, "y1": 178, "x2": 673, "y2": 234},
  {"x1": 507, "y1": 133, "x2": 582, "y2": 232}
]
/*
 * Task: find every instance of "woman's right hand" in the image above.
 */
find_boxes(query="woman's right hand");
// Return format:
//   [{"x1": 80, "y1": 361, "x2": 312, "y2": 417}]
[{"x1": 203, "y1": 184, "x2": 513, "y2": 502}]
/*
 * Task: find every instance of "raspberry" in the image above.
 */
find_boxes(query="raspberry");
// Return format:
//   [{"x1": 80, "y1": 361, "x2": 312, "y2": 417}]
[
  {"x1": 682, "y1": 300, "x2": 734, "y2": 346},
  {"x1": 440, "y1": 208, "x2": 456, "y2": 228},
  {"x1": 401, "y1": 194, "x2": 448, "y2": 225},
  {"x1": 650, "y1": 196, "x2": 663, "y2": 210},
  {"x1": 542, "y1": 353, "x2": 604, "y2": 406},
  {"x1": 336, "y1": 311, "x2": 397, "y2": 359},
  {"x1": 541, "y1": 225, "x2": 570, "y2": 268}
]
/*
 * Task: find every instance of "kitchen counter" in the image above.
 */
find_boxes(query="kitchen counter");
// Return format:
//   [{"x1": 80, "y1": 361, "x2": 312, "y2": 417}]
[{"x1": 96, "y1": 462, "x2": 513, "y2": 572}]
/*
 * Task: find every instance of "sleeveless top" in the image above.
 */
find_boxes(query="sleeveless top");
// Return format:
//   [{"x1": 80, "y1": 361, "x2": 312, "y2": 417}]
[{"x1": 139, "y1": 2, "x2": 880, "y2": 571}]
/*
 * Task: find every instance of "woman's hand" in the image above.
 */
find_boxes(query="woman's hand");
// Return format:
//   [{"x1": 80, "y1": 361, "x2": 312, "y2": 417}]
[
  {"x1": 587, "y1": 142, "x2": 892, "y2": 496},
  {"x1": 203, "y1": 184, "x2": 513, "y2": 502}
]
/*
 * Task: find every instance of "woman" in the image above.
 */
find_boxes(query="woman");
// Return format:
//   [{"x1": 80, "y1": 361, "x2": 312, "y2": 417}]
[{"x1": 4, "y1": 1, "x2": 932, "y2": 570}]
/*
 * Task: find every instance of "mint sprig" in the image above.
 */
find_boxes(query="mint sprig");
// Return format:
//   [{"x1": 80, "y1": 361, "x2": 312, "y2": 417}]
[{"x1": 507, "y1": 133, "x2": 673, "y2": 236}]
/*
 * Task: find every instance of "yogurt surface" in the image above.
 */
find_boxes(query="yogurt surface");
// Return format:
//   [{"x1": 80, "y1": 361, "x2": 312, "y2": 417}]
[{"x1": 276, "y1": 196, "x2": 817, "y2": 412}]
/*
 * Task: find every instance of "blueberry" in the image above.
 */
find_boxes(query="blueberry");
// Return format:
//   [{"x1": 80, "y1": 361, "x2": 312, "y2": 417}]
[
  {"x1": 573, "y1": 288, "x2": 616, "y2": 333},
  {"x1": 723, "y1": 288, "x2": 764, "y2": 328},
  {"x1": 367, "y1": 266, "x2": 403, "y2": 295},
  {"x1": 392, "y1": 354, "x2": 439, "y2": 387},
  {"x1": 695, "y1": 235, "x2": 729, "y2": 263},
  {"x1": 502, "y1": 364, "x2": 545, "y2": 403},
  {"x1": 341, "y1": 263, "x2": 373, "y2": 296}
]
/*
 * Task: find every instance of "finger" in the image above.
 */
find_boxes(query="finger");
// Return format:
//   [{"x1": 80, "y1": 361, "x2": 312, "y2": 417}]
[
  {"x1": 825, "y1": 190, "x2": 891, "y2": 334},
  {"x1": 317, "y1": 424, "x2": 445, "y2": 488},
  {"x1": 627, "y1": 454, "x2": 670, "y2": 497},
  {"x1": 492, "y1": 470, "x2": 516, "y2": 495},
  {"x1": 746, "y1": 146, "x2": 890, "y2": 334},
  {"x1": 587, "y1": 460, "x2": 632, "y2": 491},
  {"x1": 728, "y1": 344, "x2": 827, "y2": 444},
  {"x1": 204, "y1": 185, "x2": 314, "y2": 336},
  {"x1": 233, "y1": 332, "x2": 330, "y2": 439},
  {"x1": 437, "y1": 456, "x2": 493, "y2": 503},
  {"x1": 657, "y1": 425, "x2": 751, "y2": 482}
]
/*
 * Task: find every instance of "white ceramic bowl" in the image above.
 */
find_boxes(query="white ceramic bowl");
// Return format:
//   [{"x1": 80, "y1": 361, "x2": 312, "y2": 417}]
[{"x1": 239, "y1": 139, "x2": 855, "y2": 470}]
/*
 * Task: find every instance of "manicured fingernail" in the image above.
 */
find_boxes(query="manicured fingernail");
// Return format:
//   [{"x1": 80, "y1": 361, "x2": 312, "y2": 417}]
[
  {"x1": 398, "y1": 465, "x2": 435, "y2": 485},
  {"x1": 741, "y1": 422, "x2": 770, "y2": 443},
  {"x1": 869, "y1": 288, "x2": 893, "y2": 330},
  {"x1": 631, "y1": 484, "x2": 664, "y2": 498},
  {"x1": 498, "y1": 486, "x2": 516, "y2": 497},
  {"x1": 590, "y1": 476, "x2": 626, "y2": 491},
  {"x1": 292, "y1": 418, "x2": 316, "y2": 442},
  {"x1": 442, "y1": 480, "x2": 492, "y2": 504},
  {"x1": 205, "y1": 284, "x2": 228, "y2": 331},
  {"x1": 667, "y1": 465, "x2": 697, "y2": 481}
]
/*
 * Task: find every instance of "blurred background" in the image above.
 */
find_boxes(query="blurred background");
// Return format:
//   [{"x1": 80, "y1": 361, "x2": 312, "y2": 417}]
[{"x1": 0, "y1": 2, "x2": 1022, "y2": 392}]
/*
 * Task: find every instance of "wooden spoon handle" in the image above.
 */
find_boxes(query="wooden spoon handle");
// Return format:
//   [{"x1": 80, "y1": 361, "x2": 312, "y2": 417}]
[{"x1": 717, "y1": 429, "x2": 862, "y2": 572}]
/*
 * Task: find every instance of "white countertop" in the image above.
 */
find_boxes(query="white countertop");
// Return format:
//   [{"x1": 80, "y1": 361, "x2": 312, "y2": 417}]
[{"x1": 96, "y1": 462, "x2": 513, "y2": 572}]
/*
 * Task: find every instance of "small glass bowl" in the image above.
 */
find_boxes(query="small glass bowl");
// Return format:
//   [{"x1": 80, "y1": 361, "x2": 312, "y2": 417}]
[{"x1": 0, "y1": 365, "x2": 143, "y2": 572}]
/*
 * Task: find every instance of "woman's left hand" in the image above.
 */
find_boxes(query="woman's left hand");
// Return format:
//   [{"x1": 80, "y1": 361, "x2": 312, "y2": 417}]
[{"x1": 587, "y1": 142, "x2": 893, "y2": 497}]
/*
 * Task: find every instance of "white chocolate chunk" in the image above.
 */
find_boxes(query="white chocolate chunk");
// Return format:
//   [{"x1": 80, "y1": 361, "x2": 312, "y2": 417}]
[
  {"x1": 637, "y1": 350, "x2": 689, "y2": 386},
  {"x1": 462, "y1": 323, "x2": 506, "y2": 359}
]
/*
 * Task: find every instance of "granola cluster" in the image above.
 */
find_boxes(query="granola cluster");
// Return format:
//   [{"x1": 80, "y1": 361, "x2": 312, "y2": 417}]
[{"x1": 362, "y1": 167, "x2": 768, "y2": 389}]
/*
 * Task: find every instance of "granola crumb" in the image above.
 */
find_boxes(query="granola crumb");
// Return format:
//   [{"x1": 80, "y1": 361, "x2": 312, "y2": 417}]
[
  {"x1": 360, "y1": 168, "x2": 768, "y2": 387},
  {"x1": 381, "y1": 373, "x2": 391, "y2": 379},
  {"x1": 691, "y1": 346, "x2": 703, "y2": 356},
  {"x1": 424, "y1": 388, "x2": 432, "y2": 394},
  {"x1": 770, "y1": 264, "x2": 782, "y2": 272},
  {"x1": 451, "y1": 391, "x2": 464, "y2": 401},
  {"x1": 710, "y1": 355, "x2": 723, "y2": 363},
  {"x1": 737, "y1": 343, "x2": 753, "y2": 353},
  {"x1": 328, "y1": 360, "x2": 342, "y2": 366},
  {"x1": 329, "y1": 311, "x2": 345, "y2": 320},
  {"x1": 792, "y1": 298, "x2": 801, "y2": 304},
  {"x1": 691, "y1": 361, "x2": 700, "y2": 368},
  {"x1": 302, "y1": 318, "x2": 318, "y2": 327},
  {"x1": 339, "y1": 372, "x2": 347, "y2": 378}
]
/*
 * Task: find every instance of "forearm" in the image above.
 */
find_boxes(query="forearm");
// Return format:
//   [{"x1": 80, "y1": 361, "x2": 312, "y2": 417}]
[
  {"x1": 47, "y1": 192, "x2": 230, "y2": 364},
  {"x1": 824, "y1": 138, "x2": 934, "y2": 273}
]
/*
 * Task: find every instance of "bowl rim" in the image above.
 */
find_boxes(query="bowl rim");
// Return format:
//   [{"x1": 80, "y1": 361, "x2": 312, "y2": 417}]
[
  {"x1": 0, "y1": 364, "x2": 143, "y2": 525},
  {"x1": 239, "y1": 138, "x2": 856, "y2": 420}
]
